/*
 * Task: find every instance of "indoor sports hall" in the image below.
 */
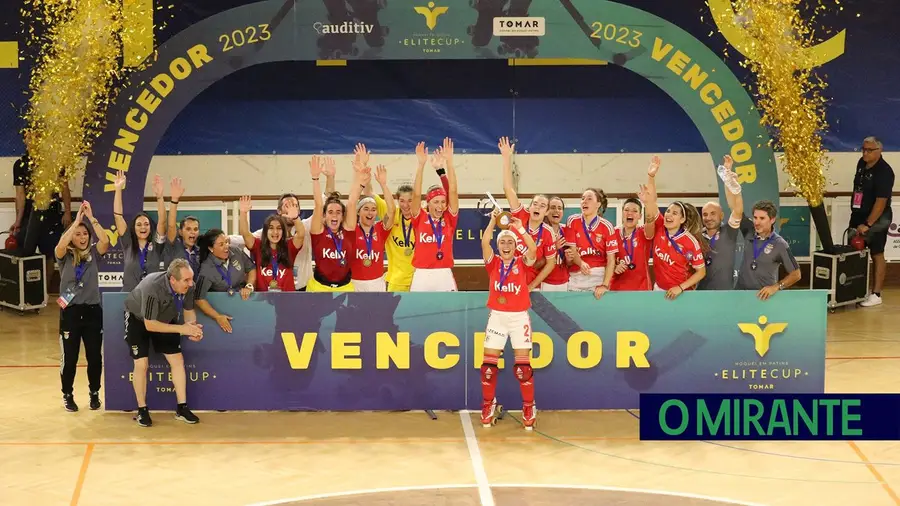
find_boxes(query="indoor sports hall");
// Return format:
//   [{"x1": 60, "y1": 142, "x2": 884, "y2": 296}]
[{"x1": 1, "y1": 0, "x2": 899, "y2": 505}]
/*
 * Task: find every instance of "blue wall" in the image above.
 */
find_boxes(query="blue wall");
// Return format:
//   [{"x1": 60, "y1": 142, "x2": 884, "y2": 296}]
[{"x1": 0, "y1": 0, "x2": 895, "y2": 156}]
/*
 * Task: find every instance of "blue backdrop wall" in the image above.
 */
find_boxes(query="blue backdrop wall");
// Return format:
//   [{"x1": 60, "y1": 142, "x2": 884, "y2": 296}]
[{"x1": 0, "y1": 0, "x2": 893, "y2": 157}]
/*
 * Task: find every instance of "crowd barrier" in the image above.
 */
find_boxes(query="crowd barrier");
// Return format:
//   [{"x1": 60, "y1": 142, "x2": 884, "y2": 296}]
[{"x1": 101, "y1": 290, "x2": 828, "y2": 412}]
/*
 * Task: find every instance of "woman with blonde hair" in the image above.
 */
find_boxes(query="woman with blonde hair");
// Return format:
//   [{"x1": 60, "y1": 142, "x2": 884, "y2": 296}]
[
  {"x1": 54, "y1": 201, "x2": 110, "y2": 412},
  {"x1": 351, "y1": 163, "x2": 395, "y2": 291}
]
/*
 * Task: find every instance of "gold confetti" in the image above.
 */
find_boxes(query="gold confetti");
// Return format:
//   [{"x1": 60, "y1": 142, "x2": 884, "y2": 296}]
[
  {"x1": 21, "y1": 0, "x2": 125, "y2": 210},
  {"x1": 715, "y1": 0, "x2": 836, "y2": 206}
]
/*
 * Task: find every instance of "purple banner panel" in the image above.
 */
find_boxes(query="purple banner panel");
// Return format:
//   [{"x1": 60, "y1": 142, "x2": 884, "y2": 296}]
[{"x1": 102, "y1": 290, "x2": 827, "y2": 412}]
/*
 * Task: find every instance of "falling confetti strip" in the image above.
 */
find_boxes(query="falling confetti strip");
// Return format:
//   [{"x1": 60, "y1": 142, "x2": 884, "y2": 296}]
[{"x1": 712, "y1": 0, "x2": 841, "y2": 207}]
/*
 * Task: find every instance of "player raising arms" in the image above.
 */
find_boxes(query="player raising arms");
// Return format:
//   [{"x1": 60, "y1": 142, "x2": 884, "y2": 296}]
[
  {"x1": 375, "y1": 142, "x2": 428, "y2": 292},
  {"x1": 565, "y1": 186, "x2": 618, "y2": 297},
  {"x1": 238, "y1": 195, "x2": 305, "y2": 292},
  {"x1": 610, "y1": 188, "x2": 654, "y2": 292},
  {"x1": 480, "y1": 208, "x2": 538, "y2": 430},
  {"x1": 541, "y1": 196, "x2": 570, "y2": 291},
  {"x1": 642, "y1": 156, "x2": 707, "y2": 298},
  {"x1": 352, "y1": 161, "x2": 396, "y2": 292},
  {"x1": 306, "y1": 155, "x2": 365, "y2": 292},
  {"x1": 409, "y1": 137, "x2": 460, "y2": 291},
  {"x1": 111, "y1": 171, "x2": 168, "y2": 292},
  {"x1": 498, "y1": 137, "x2": 557, "y2": 291}
]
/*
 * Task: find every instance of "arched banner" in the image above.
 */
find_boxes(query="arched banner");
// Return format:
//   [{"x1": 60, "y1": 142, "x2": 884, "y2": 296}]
[{"x1": 82, "y1": 0, "x2": 779, "y2": 285}]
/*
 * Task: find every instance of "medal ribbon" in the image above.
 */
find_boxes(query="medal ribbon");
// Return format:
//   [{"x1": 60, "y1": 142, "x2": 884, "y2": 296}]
[
  {"x1": 168, "y1": 282, "x2": 184, "y2": 318},
  {"x1": 271, "y1": 251, "x2": 279, "y2": 281},
  {"x1": 581, "y1": 215, "x2": 599, "y2": 249},
  {"x1": 498, "y1": 257, "x2": 516, "y2": 290},
  {"x1": 526, "y1": 221, "x2": 543, "y2": 246},
  {"x1": 360, "y1": 225, "x2": 374, "y2": 261},
  {"x1": 705, "y1": 231, "x2": 719, "y2": 262},
  {"x1": 401, "y1": 214, "x2": 413, "y2": 248},
  {"x1": 753, "y1": 234, "x2": 777, "y2": 262},
  {"x1": 622, "y1": 229, "x2": 635, "y2": 263},
  {"x1": 138, "y1": 242, "x2": 149, "y2": 274},
  {"x1": 427, "y1": 214, "x2": 444, "y2": 252},
  {"x1": 214, "y1": 260, "x2": 232, "y2": 288},
  {"x1": 665, "y1": 227, "x2": 685, "y2": 256},
  {"x1": 556, "y1": 227, "x2": 566, "y2": 263},
  {"x1": 327, "y1": 228, "x2": 344, "y2": 262},
  {"x1": 183, "y1": 245, "x2": 197, "y2": 268},
  {"x1": 74, "y1": 260, "x2": 88, "y2": 285}
]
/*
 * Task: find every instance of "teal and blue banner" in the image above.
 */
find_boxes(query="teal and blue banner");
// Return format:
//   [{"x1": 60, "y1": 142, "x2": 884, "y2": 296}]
[
  {"x1": 102, "y1": 290, "x2": 827, "y2": 412},
  {"x1": 639, "y1": 394, "x2": 900, "y2": 441}
]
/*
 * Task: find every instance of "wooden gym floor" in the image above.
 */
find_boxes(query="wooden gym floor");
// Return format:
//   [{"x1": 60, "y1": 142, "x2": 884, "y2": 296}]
[{"x1": 1, "y1": 290, "x2": 899, "y2": 506}]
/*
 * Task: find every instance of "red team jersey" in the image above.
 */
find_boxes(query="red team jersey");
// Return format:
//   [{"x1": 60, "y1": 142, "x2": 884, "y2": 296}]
[
  {"x1": 485, "y1": 253, "x2": 531, "y2": 313},
  {"x1": 510, "y1": 206, "x2": 557, "y2": 285},
  {"x1": 542, "y1": 225, "x2": 570, "y2": 286},
  {"x1": 250, "y1": 240, "x2": 301, "y2": 292},
  {"x1": 612, "y1": 226, "x2": 652, "y2": 291},
  {"x1": 651, "y1": 214, "x2": 705, "y2": 290},
  {"x1": 351, "y1": 222, "x2": 390, "y2": 280},
  {"x1": 564, "y1": 214, "x2": 619, "y2": 271},
  {"x1": 411, "y1": 208, "x2": 458, "y2": 269},
  {"x1": 310, "y1": 227, "x2": 356, "y2": 282}
]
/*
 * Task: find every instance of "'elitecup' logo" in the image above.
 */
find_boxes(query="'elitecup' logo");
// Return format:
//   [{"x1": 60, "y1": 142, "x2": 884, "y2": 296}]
[
  {"x1": 404, "y1": 1, "x2": 462, "y2": 54},
  {"x1": 493, "y1": 17, "x2": 545, "y2": 36},
  {"x1": 716, "y1": 315, "x2": 804, "y2": 391},
  {"x1": 414, "y1": 1, "x2": 449, "y2": 31},
  {"x1": 738, "y1": 315, "x2": 788, "y2": 358}
]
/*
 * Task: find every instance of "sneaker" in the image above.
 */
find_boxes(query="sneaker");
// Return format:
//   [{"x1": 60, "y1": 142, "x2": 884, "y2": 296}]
[
  {"x1": 481, "y1": 398, "x2": 500, "y2": 428},
  {"x1": 135, "y1": 407, "x2": 152, "y2": 427},
  {"x1": 63, "y1": 394, "x2": 78, "y2": 412},
  {"x1": 175, "y1": 405, "x2": 200, "y2": 424},
  {"x1": 522, "y1": 402, "x2": 537, "y2": 431},
  {"x1": 89, "y1": 391, "x2": 101, "y2": 411},
  {"x1": 860, "y1": 293, "x2": 883, "y2": 307}
]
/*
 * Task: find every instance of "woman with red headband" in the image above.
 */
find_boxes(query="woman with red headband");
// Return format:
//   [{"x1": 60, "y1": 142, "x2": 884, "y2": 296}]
[
  {"x1": 306, "y1": 155, "x2": 366, "y2": 292},
  {"x1": 564, "y1": 187, "x2": 618, "y2": 297},
  {"x1": 498, "y1": 137, "x2": 557, "y2": 291},
  {"x1": 642, "y1": 156, "x2": 707, "y2": 298},
  {"x1": 409, "y1": 137, "x2": 460, "y2": 292},
  {"x1": 541, "y1": 196, "x2": 570, "y2": 291},
  {"x1": 479, "y1": 208, "x2": 538, "y2": 430},
  {"x1": 352, "y1": 163, "x2": 395, "y2": 292}
]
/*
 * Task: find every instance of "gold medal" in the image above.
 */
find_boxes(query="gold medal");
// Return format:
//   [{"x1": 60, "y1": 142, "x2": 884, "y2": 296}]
[
  {"x1": 404, "y1": 247, "x2": 413, "y2": 256},
  {"x1": 269, "y1": 280, "x2": 278, "y2": 289},
  {"x1": 363, "y1": 259, "x2": 372, "y2": 267},
  {"x1": 497, "y1": 295, "x2": 507, "y2": 304}
]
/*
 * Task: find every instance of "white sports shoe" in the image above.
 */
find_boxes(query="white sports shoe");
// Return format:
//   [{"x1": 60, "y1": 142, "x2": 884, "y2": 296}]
[{"x1": 860, "y1": 293, "x2": 883, "y2": 307}]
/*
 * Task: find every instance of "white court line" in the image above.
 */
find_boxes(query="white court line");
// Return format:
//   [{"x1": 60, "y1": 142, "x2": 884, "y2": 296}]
[
  {"x1": 245, "y1": 483, "x2": 767, "y2": 506},
  {"x1": 459, "y1": 410, "x2": 495, "y2": 506}
]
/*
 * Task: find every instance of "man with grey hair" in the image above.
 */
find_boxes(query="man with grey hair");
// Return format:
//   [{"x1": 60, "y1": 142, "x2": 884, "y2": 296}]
[
  {"x1": 851, "y1": 136, "x2": 894, "y2": 307},
  {"x1": 123, "y1": 258, "x2": 204, "y2": 427}
]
